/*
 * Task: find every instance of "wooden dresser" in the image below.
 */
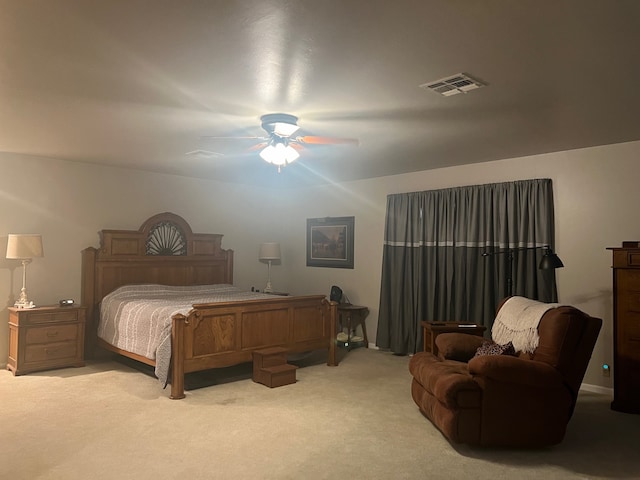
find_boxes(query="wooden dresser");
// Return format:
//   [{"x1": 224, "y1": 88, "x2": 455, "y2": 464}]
[
  {"x1": 607, "y1": 245, "x2": 640, "y2": 413},
  {"x1": 7, "y1": 305, "x2": 86, "y2": 375}
]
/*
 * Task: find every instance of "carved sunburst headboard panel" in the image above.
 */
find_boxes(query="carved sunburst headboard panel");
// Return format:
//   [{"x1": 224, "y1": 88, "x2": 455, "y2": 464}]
[{"x1": 146, "y1": 220, "x2": 187, "y2": 256}]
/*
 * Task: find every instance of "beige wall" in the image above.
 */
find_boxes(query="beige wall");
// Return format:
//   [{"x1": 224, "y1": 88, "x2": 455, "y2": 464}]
[{"x1": 3, "y1": 140, "x2": 640, "y2": 388}]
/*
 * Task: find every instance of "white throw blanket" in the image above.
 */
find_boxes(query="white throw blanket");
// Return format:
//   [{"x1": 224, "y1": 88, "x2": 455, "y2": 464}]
[{"x1": 492, "y1": 296, "x2": 559, "y2": 353}]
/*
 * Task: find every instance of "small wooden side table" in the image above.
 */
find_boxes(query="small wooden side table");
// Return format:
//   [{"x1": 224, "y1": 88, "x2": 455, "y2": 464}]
[
  {"x1": 337, "y1": 304, "x2": 369, "y2": 348},
  {"x1": 421, "y1": 321, "x2": 486, "y2": 356}
]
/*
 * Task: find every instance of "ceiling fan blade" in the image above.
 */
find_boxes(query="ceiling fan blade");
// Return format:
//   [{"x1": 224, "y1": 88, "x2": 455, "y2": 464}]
[
  {"x1": 294, "y1": 135, "x2": 359, "y2": 146},
  {"x1": 247, "y1": 142, "x2": 269, "y2": 152},
  {"x1": 184, "y1": 149, "x2": 225, "y2": 158},
  {"x1": 199, "y1": 135, "x2": 267, "y2": 140}
]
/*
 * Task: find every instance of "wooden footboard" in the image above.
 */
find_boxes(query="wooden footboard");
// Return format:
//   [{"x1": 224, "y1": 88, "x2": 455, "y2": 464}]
[{"x1": 170, "y1": 295, "x2": 337, "y2": 399}]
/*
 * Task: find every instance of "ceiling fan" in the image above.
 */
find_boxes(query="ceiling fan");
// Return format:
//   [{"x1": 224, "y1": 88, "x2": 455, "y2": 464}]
[{"x1": 196, "y1": 113, "x2": 359, "y2": 172}]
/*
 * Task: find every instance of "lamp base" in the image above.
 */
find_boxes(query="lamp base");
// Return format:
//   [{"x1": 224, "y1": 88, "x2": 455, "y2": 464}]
[
  {"x1": 14, "y1": 287, "x2": 36, "y2": 308},
  {"x1": 14, "y1": 300, "x2": 36, "y2": 309},
  {"x1": 264, "y1": 281, "x2": 273, "y2": 293}
]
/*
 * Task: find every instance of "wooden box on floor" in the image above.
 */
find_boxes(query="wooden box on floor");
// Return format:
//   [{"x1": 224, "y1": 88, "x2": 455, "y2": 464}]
[{"x1": 252, "y1": 347, "x2": 298, "y2": 388}]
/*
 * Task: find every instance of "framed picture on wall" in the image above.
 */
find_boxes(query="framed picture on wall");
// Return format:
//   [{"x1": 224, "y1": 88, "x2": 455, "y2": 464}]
[{"x1": 306, "y1": 216, "x2": 355, "y2": 269}]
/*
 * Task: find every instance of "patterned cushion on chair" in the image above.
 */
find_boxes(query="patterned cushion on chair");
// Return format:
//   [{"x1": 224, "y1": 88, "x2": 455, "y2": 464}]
[{"x1": 474, "y1": 340, "x2": 516, "y2": 357}]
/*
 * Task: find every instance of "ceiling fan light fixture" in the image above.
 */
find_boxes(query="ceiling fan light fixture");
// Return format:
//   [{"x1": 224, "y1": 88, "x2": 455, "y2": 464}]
[
  {"x1": 259, "y1": 145, "x2": 277, "y2": 163},
  {"x1": 259, "y1": 143, "x2": 299, "y2": 168},
  {"x1": 284, "y1": 144, "x2": 300, "y2": 162},
  {"x1": 203, "y1": 112, "x2": 354, "y2": 171},
  {"x1": 261, "y1": 113, "x2": 300, "y2": 138},
  {"x1": 273, "y1": 122, "x2": 300, "y2": 137}
]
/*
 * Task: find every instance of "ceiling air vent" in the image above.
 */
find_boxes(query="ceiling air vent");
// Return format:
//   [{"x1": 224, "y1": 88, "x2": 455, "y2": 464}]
[{"x1": 420, "y1": 73, "x2": 485, "y2": 97}]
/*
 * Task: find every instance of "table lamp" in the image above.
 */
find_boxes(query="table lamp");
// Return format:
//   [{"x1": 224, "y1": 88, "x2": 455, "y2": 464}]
[
  {"x1": 259, "y1": 242, "x2": 281, "y2": 293},
  {"x1": 6, "y1": 234, "x2": 44, "y2": 308}
]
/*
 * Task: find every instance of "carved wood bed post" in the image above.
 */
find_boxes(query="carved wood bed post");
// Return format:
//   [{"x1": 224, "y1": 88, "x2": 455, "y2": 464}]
[{"x1": 170, "y1": 313, "x2": 187, "y2": 400}]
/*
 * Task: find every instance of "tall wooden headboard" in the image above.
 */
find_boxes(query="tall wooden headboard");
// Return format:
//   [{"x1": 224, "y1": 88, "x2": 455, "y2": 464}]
[{"x1": 81, "y1": 212, "x2": 234, "y2": 355}]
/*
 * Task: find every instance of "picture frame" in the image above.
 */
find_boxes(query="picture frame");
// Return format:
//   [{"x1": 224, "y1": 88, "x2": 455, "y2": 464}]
[{"x1": 306, "y1": 216, "x2": 355, "y2": 269}]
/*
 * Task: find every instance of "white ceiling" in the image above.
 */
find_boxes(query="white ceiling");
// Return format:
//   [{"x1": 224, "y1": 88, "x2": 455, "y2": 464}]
[{"x1": 2, "y1": 1, "x2": 640, "y2": 187}]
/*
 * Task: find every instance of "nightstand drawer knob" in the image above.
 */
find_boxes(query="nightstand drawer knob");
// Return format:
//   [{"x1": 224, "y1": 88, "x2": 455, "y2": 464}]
[{"x1": 46, "y1": 331, "x2": 59, "y2": 337}]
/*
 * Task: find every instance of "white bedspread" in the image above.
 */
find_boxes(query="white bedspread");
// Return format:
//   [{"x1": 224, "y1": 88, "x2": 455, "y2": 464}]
[{"x1": 98, "y1": 284, "x2": 273, "y2": 385}]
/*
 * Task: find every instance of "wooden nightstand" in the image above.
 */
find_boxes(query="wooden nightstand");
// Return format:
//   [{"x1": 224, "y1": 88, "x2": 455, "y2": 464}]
[{"x1": 7, "y1": 305, "x2": 86, "y2": 375}]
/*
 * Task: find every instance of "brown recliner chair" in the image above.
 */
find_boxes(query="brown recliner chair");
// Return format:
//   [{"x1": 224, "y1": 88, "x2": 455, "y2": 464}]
[{"x1": 408, "y1": 301, "x2": 602, "y2": 447}]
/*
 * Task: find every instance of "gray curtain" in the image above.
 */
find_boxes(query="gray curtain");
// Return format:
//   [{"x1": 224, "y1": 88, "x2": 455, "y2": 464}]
[{"x1": 376, "y1": 178, "x2": 557, "y2": 354}]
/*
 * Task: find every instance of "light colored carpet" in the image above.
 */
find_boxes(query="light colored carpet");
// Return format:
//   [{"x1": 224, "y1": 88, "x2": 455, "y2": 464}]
[{"x1": 1, "y1": 348, "x2": 639, "y2": 480}]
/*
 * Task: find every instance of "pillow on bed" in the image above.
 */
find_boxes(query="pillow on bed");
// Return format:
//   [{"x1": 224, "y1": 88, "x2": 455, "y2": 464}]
[{"x1": 474, "y1": 339, "x2": 516, "y2": 357}]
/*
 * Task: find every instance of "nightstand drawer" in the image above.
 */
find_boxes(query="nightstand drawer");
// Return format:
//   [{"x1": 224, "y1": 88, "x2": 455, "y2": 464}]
[
  {"x1": 22, "y1": 310, "x2": 79, "y2": 324},
  {"x1": 25, "y1": 324, "x2": 79, "y2": 344},
  {"x1": 25, "y1": 342, "x2": 79, "y2": 363}
]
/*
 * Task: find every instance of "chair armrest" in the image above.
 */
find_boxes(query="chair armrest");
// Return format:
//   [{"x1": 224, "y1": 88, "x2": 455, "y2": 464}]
[
  {"x1": 436, "y1": 333, "x2": 485, "y2": 362},
  {"x1": 468, "y1": 355, "x2": 564, "y2": 388}
]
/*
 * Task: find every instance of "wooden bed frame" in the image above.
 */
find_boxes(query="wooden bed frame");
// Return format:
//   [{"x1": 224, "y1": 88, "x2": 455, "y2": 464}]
[{"x1": 81, "y1": 212, "x2": 337, "y2": 399}]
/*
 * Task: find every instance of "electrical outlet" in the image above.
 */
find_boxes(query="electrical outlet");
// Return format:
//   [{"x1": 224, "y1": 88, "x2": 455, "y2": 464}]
[{"x1": 602, "y1": 363, "x2": 611, "y2": 377}]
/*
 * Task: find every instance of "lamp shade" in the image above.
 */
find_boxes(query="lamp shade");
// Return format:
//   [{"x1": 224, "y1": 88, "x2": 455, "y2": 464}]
[
  {"x1": 259, "y1": 243, "x2": 281, "y2": 261},
  {"x1": 6, "y1": 234, "x2": 44, "y2": 259},
  {"x1": 539, "y1": 248, "x2": 564, "y2": 270}
]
